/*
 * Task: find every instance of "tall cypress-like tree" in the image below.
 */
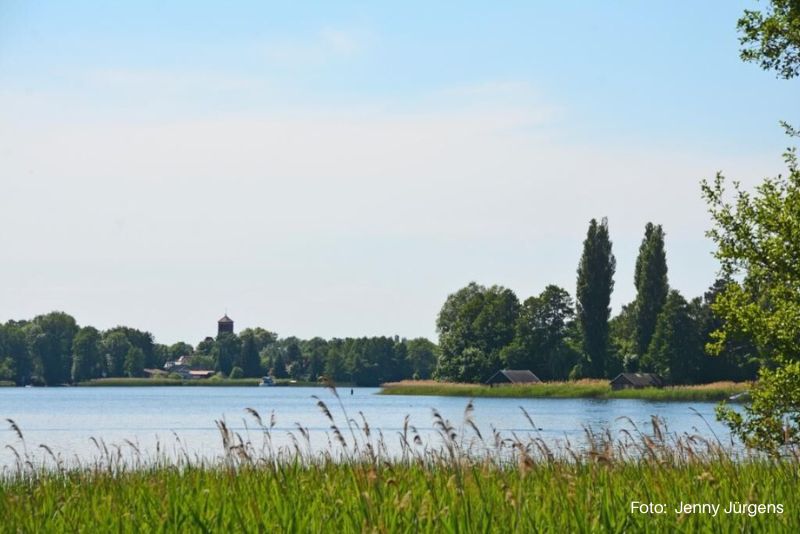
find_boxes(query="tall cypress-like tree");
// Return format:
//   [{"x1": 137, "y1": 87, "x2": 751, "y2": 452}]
[
  {"x1": 576, "y1": 218, "x2": 616, "y2": 378},
  {"x1": 633, "y1": 223, "x2": 669, "y2": 356}
]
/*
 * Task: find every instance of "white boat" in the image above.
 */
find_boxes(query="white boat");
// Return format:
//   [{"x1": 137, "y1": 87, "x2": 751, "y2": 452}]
[{"x1": 259, "y1": 376, "x2": 275, "y2": 387}]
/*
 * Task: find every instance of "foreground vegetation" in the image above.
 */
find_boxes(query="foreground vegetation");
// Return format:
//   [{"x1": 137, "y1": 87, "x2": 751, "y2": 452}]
[
  {"x1": 0, "y1": 392, "x2": 794, "y2": 533},
  {"x1": 2, "y1": 456, "x2": 797, "y2": 532},
  {"x1": 380, "y1": 380, "x2": 751, "y2": 402}
]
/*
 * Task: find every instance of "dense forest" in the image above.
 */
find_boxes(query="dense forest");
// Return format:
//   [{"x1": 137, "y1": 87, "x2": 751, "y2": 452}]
[{"x1": 0, "y1": 219, "x2": 758, "y2": 387}]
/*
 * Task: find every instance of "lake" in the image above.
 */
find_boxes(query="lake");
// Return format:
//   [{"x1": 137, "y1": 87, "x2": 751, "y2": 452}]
[{"x1": 0, "y1": 387, "x2": 735, "y2": 469}]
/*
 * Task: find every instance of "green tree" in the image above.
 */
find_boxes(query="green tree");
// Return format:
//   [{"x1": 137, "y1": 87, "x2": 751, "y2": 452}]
[
  {"x1": 168, "y1": 342, "x2": 194, "y2": 361},
  {"x1": 435, "y1": 283, "x2": 520, "y2": 383},
  {"x1": 303, "y1": 337, "x2": 328, "y2": 382},
  {"x1": 242, "y1": 327, "x2": 278, "y2": 352},
  {"x1": 26, "y1": 312, "x2": 78, "y2": 386},
  {"x1": 633, "y1": 223, "x2": 669, "y2": 356},
  {"x1": 702, "y1": 150, "x2": 800, "y2": 450},
  {"x1": 692, "y1": 279, "x2": 759, "y2": 382},
  {"x1": 738, "y1": 0, "x2": 800, "y2": 79},
  {"x1": 71, "y1": 326, "x2": 101, "y2": 382},
  {"x1": 456, "y1": 347, "x2": 492, "y2": 384},
  {"x1": 195, "y1": 337, "x2": 215, "y2": 356},
  {"x1": 642, "y1": 290, "x2": 702, "y2": 384},
  {"x1": 238, "y1": 331, "x2": 262, "y2": 377},
  {"x1": 576, "y1": 218, "x2": 616, "y2": 378},
  {"x1": 102, "y1": 331, "x2": 131, "y2": 377},
  {"x1": 272, "y1": 352, "x2": 288, "y2": 379},
  {"x1": 609, "y1": 302, "x2": 638, "y2": 371},
  {"x1": 105, "y1": 327, "x2": 156, "y2": 368},
  {"x1": 701, "y1": 152, "x2": 800, "y2": 365},
  {"x1": 285, "y1": 340, "x2": 302, "y2": 367},
  {"x1": 323, "y1": 341, "x2": 345, "y2": 381},
  {"x1": 406, "y1": 338, "x2": 438, "y2": 379},
  {"x1": 720, "y1": 361, "x2": 800, "y2": 453},
  {"x1": 123, "y1": 346, "x2": 145, "y2": 377},
  {"x1": 503, "y1": 285, "x2": 578, "y2": 380},
  {"x1": 214, "y1": 332, "x2": 240, "y2": 376},
  {"x1": 0, "y1": 322, "x2": 31, "y2": 385}
]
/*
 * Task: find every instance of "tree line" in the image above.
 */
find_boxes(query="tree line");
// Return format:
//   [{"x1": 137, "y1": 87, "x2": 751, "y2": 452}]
[
  {"x1": 0, "y1": 217, "x2": 759, "y2": 388},
  {"x1": 0, "y1": 314, "x2": 437, "y2": 387},
  {"x1": 435, "y1": 219, "x2": 759, "y2": 384},
  {"x1": 0, "y1": 217, "x2": 761, "y2": 388}
]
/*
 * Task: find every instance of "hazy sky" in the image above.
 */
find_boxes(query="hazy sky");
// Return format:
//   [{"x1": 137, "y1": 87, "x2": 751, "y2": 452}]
[{"x1": 1, "y1": 1, "x2": 797, "y2": 345}]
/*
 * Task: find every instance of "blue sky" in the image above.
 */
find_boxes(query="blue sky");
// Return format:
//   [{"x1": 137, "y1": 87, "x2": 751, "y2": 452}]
[{"x1": 1, "y1": 1, "x2": 797, "y2": 344}]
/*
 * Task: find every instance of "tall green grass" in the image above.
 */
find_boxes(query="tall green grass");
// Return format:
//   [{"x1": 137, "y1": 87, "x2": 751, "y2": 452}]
[
  {"x1": 0, "y1": 387, "x2": 793, "y2": 532},
  {"x1": 2, "y1": 457, "x2": 796, "y2": 532},
  {"x1": 380, "y1": 380, "x2": 751, "y2": 402}
]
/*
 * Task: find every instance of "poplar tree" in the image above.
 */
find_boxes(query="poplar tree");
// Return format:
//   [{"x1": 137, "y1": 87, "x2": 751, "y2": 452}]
[
  {"x1": 633, "y1": 223, "x2": 669, "y2": 356},
  {"x1": 576, "y1": 218, "x2": 616, "y2": 378}
]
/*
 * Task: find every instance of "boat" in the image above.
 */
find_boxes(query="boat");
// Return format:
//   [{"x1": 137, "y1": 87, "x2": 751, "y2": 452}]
[
  {"x1": 259, "y1": 376, "x2": 275, "y2": 387},
  {"x1": 729, "y1": 391, "x2": 751, "y2": 402}
]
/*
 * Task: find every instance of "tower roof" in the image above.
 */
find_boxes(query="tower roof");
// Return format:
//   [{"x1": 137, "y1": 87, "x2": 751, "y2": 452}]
[{"x1": 218, "y1": 314, "x2": 234, "y2": 324}]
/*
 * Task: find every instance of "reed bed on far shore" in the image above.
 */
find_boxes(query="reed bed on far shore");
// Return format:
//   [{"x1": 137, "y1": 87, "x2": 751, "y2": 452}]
[
  {"x1": 380, "y1": 379, "x2": 751, "y2": 402},
  {"x1": 0, "y1": 386, "x2": 792, "y2": 533}
]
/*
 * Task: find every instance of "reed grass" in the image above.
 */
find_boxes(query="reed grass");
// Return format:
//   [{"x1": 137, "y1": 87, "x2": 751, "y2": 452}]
[
  {"x1": 380, "y1": 380, "x2": 751, "y2": 402},
  {"x1": 0, "y1": 386, "x2": 792, "y2": 533}
]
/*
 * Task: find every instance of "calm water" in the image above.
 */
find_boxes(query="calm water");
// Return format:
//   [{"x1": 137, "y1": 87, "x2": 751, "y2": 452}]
[{"x1": 0, "y1": 387, "x2": 734, "y2": 468}]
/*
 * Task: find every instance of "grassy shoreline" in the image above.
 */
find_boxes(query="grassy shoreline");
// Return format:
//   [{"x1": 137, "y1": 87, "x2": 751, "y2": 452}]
[
  {"x1": 1, "y1": 459, "x2": 794, "y2": 532},
  {"x1": 380, "y1": 379, "x2": 751, "y2": 402}
]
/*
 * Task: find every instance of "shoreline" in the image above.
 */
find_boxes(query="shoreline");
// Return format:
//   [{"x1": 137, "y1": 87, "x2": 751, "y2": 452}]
[
  {"x1": 60, "y1": 378, "x2": 352, "y2": 388},
  {"x1": 379, "y1": 380, "x2": 751, "y2": 402}
]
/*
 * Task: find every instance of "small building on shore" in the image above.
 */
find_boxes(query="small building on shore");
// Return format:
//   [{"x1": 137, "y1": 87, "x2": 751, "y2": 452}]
[
  {"x1": 609, "y1": 372, "x2": 665, "y2": 390},
  {"x1": 485, "y1": 369, "x2": 541, "y2": 386}
]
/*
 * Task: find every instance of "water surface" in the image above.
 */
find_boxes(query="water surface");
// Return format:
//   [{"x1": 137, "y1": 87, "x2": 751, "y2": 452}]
[{"x1": 0, "y1": 387, "x2": 733, "y2": 468}]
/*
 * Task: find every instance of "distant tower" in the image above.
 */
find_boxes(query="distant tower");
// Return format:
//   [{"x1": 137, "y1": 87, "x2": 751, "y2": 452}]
[{"x1": 217, "y1": 314, "x2": 234, "y2": 336}]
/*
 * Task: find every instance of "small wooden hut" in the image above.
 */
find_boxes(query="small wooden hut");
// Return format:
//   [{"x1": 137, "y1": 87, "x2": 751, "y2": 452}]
[
  {"x1": 485, "y1": 369, "x2": 541, "y2": 386},
  {"x1": 609, "y1": 372, "x2": 665, "y2": 390}
]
